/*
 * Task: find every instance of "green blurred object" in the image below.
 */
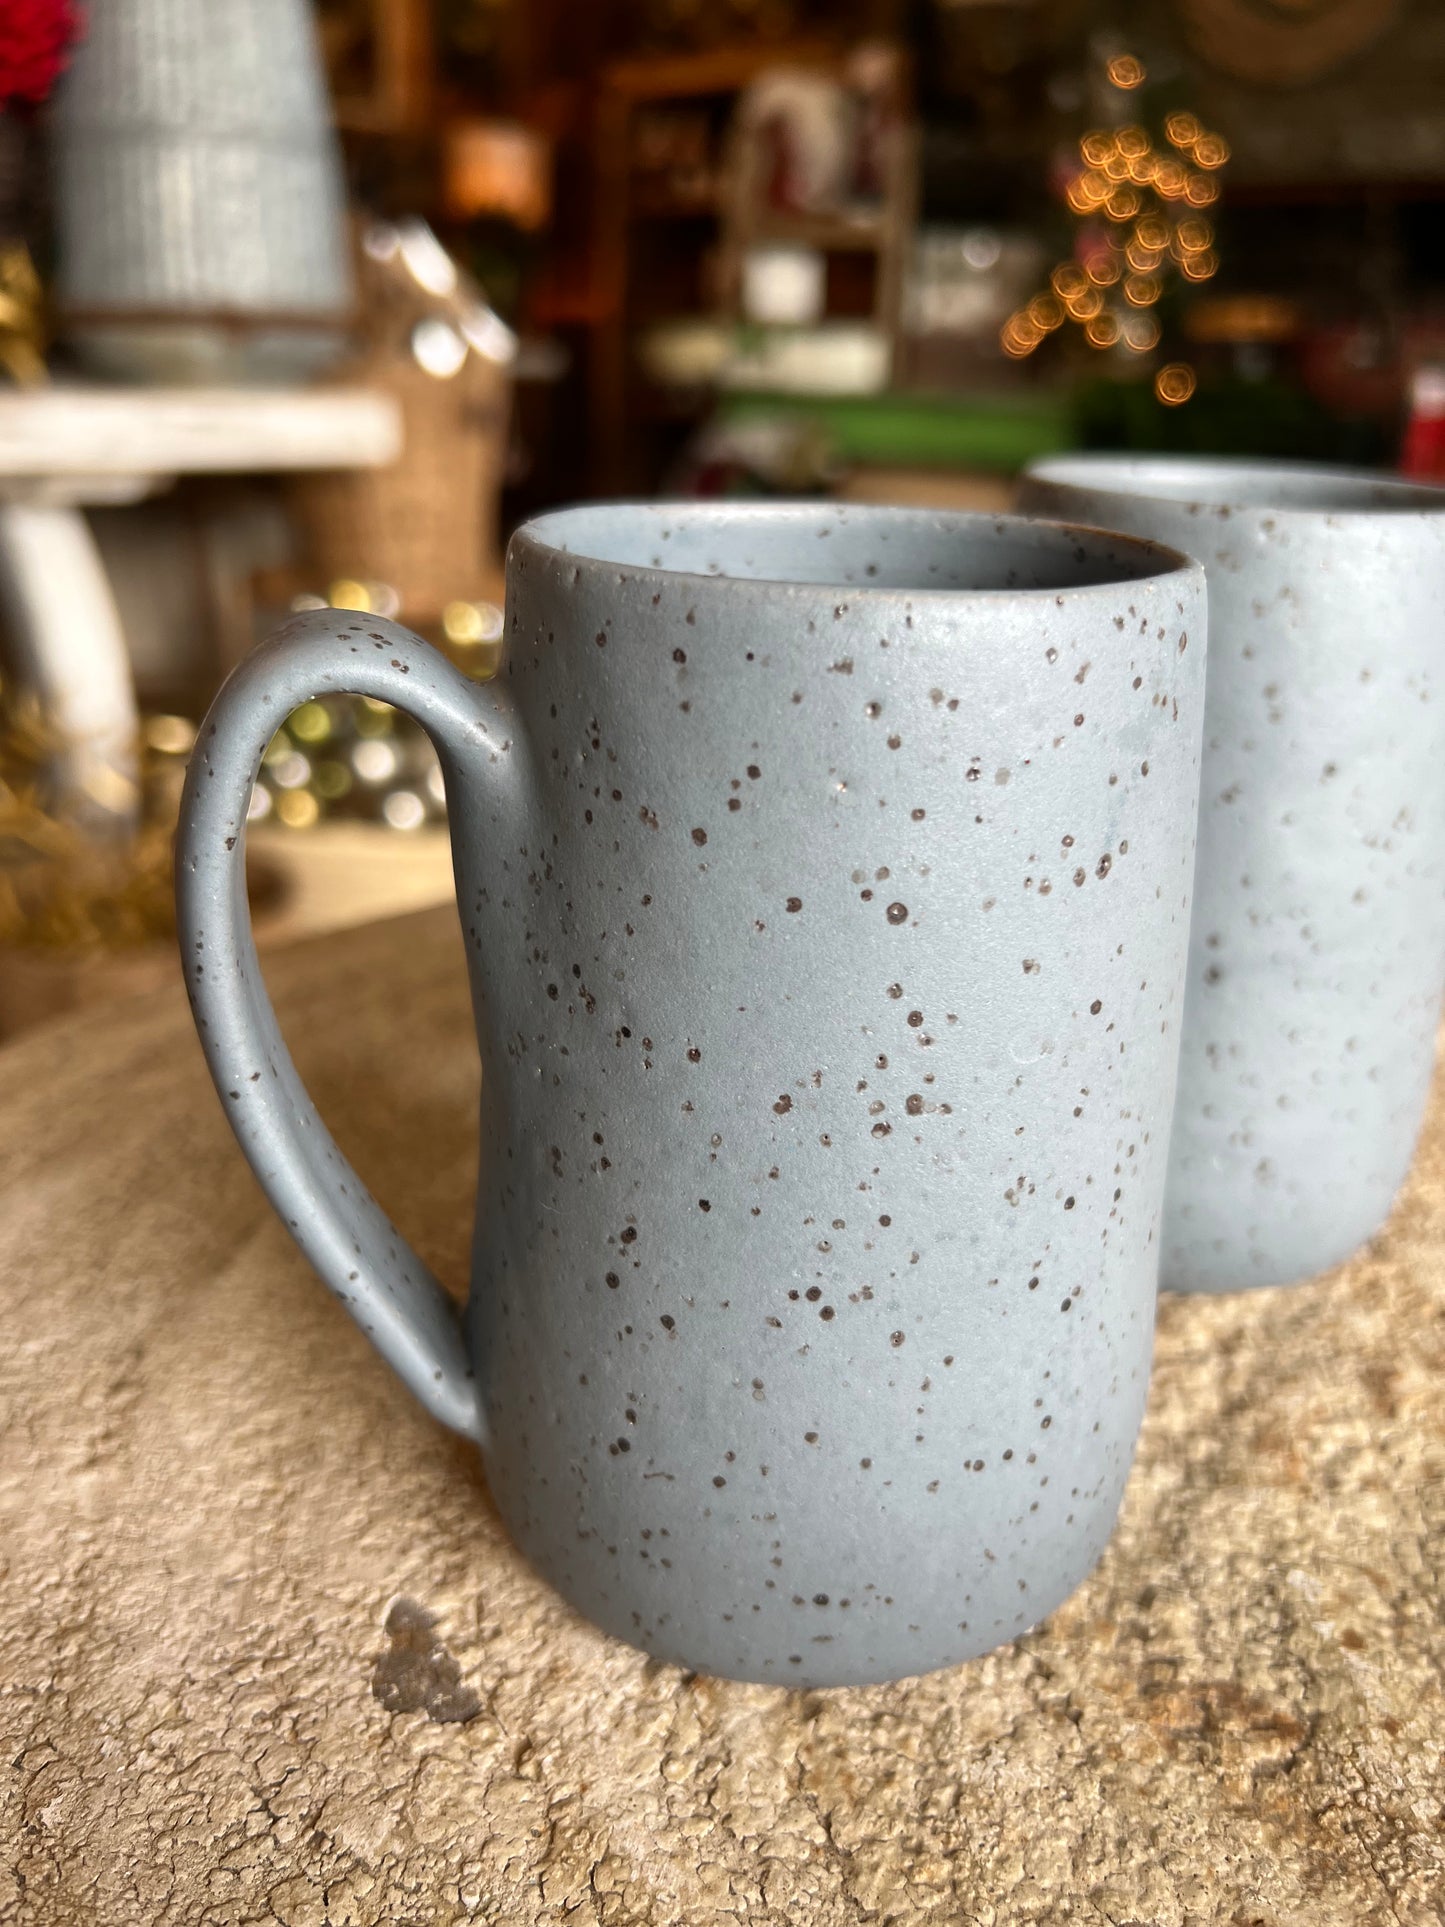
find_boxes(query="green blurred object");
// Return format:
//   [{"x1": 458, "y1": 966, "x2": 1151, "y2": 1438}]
[
  {"x1": 709, "y1": 373, "x2": 1393, "y2": 486},
  {"x1": 1074, "y1": 374, "x2": 1391, "y2": 468},
  {"x1": 714, "y1": 388, "x2": 1079, "y2": 474}
]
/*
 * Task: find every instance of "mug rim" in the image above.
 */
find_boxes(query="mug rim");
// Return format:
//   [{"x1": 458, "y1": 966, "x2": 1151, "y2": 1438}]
[
  {"x1": 508, "y1": 500, "x2": 1200, "y2": 601},
  {"x1": 1023, "y1": 452, "x2": 1445, "y2": 520}
]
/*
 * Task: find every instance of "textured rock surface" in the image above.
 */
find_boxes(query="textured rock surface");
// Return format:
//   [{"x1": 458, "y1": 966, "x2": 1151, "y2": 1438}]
[{"x1": 1, "y1": 907, "x2": 1441, "y2": 1926}]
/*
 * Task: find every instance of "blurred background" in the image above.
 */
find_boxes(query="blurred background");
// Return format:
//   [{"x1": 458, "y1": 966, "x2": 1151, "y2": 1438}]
[{"x1": 2, "y1": 0, "x2": 1443, "y2": 1034}]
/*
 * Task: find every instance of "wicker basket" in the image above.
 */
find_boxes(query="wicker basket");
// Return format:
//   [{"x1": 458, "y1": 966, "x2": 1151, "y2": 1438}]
[{"x1": 289, "y1": 343, "x2": 510, "y2": 620}]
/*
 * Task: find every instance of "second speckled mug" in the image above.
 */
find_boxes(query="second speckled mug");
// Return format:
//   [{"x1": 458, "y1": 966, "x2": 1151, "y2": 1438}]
[
  {"x1": 1021, "y1": 458, "x2": 1445, "y2": 1295},
  {"x1": 177, "y1": 504, "x2": 1205, "y2": 1686}
]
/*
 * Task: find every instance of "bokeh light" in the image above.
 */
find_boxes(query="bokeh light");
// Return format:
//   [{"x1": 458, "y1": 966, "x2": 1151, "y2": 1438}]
[
  {"x1": 1155, "y1": 362, "x2": 1198, "y2": 405},
  {"x1": 1000, "y1": 62, "x2": 1225, "y2": 399}
]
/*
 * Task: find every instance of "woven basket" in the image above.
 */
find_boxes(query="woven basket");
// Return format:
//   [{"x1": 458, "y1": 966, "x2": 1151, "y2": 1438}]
[{"x1": 289, "y1": 344, "x2": 510, "y2": 621}]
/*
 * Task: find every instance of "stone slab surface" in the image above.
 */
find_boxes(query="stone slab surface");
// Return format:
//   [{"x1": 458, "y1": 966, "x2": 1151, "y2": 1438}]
[{"x1": 0, "y1": 908, "x2": 1441, "y2": 1925}]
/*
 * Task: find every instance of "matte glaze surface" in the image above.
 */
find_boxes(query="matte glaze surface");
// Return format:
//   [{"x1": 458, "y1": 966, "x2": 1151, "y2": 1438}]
[
  {"x1": 1022, "y1": 457, "x2": 1445, "y2": 1294},
  {"x1": 177, "y1": 503, "x2": 1205, "y2": 1685}
]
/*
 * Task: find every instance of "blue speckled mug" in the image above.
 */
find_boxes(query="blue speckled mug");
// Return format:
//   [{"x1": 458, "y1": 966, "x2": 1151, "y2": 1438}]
[
  {"x1": 1021, "y1": 457, "x2": 1445, "y2": 1293},
  {"x1": 178, "y1": 504, "x2": 1205, "y2": 1685}
]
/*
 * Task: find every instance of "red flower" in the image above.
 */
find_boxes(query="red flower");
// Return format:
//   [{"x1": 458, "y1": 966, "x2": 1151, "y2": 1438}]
[{"x1": 0, "y1": 0, "x2": 84, "y2": 107}]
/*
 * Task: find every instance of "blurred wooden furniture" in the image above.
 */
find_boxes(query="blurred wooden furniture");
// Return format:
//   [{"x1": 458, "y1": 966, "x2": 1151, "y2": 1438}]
[
  {"x1": 250, "y1": 820, "x2": 455, "y2": 950},
  {"x1": 587, "y1": 39, "x2": 837, "y2": 492},
  {"x1": 2, "y1": 905, "x2": 1441, "y2": 1921},
  {"x1": 1177, "y1": 0, "x2": 1402, "y2": 87},
  {"x1": 714, "y1": 48, "x2": 917, "y2": 381},
  {"x1": 0, "y1": 822, "x2": 454, "y2": 1040},
  {"x1": 587, "y1": 39, "x2": 917, "y2": 490},
  {"x1": 0, "y1": 385, "x2": 402, "y2": 835},
  {"x1": 0, "y1": 820, "x2": 458, "y2": 1048},
  {"x1": 838, "y1": 464, "x2": 1015, "y2": 512},
  {"x1": 0, "y1": 386, "x2": 400, "y2": 478},
  {"x1": 320, "y1": 0, "x2": 434, "y2": 134}
]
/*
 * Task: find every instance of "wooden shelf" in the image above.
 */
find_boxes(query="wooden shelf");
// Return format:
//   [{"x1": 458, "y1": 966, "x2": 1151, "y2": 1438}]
[
  {"x1": 1223, "y1": 176, "x2": 1445, "y2": 206},
  {"x1": 588, "y1": 38, "x2": 916, "y2": 493},
  {"x1": 631, "y1": 185, "x2": 723, "y2": 219},
  {"x1": 599, "y1": 39, "x2": 840, "y2": 103},
  {"x1": 0, "y1": 385, "x2": 403, "y2": 488},
  {"x1": 746, "y1": 211, "x2": 889, "y2": 252}
]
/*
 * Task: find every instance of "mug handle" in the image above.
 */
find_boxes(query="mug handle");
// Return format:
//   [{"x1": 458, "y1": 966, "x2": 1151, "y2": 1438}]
[{"x1": 175, "y1": 609, "x2": 523, "y2": 1443}]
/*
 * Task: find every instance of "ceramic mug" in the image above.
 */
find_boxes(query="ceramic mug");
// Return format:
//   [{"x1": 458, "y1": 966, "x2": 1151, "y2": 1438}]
[
  {"x1": 177, "y1": 504, "x2": 1205, "y2": 1686},
  {"x1": 1021, "y1": 457, "x2": 1445, "y2": 1294}
]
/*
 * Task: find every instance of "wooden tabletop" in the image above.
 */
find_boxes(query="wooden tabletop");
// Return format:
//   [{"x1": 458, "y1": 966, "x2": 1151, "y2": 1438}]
[{"x1": 0, "y1": 906, "x2": 1440, "y2": 1924}]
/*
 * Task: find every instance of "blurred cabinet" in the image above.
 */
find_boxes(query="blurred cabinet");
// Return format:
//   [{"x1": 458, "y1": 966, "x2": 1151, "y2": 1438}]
[
  {"x1": 319, "y1": 0, "x2": 435, "y2": 134},
  {"x1": 587, "y1": 39, "x2": 915, "y2": 493}
]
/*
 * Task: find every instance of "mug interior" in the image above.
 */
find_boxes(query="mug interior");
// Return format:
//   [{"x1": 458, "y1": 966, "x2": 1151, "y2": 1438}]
[
  {"x1": 1026, "y1": 453, "x2": 1445, "y2": 517},
  {"x1": 513, "y1": 501, "x2": 1193, "y2": 595}
]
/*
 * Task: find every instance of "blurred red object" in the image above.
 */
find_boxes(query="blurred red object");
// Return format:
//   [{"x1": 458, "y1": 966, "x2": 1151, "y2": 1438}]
[
  {"x1": 1298, "y1": 318, "x2": 1401, "y2": 423},
  {"x1": 1401, "y1": 366, "x2": 1445, "y2": 482},
  {"x1": 0, "y1": 0, "x2": 83, "y2": 106}
]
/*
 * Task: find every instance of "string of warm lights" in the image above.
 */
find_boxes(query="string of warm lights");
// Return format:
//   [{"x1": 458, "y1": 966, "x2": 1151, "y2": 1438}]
[{"x1": 1002, "y1": 55, "x2": 1229, "y2": 406}]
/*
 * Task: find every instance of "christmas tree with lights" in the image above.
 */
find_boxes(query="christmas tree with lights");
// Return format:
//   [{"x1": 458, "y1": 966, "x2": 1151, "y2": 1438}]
[{"x1": 1002, "y1": 51, "x2": 1229, "y2": 409}]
